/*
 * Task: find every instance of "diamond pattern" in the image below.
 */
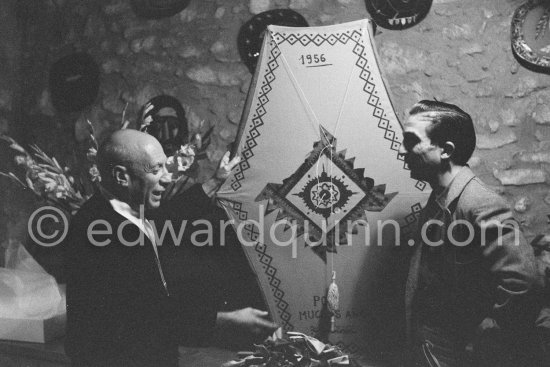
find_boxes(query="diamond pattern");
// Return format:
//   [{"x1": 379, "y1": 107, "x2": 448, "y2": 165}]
[
  {"x1": 225, "y1": 24, "x2": 431, "y2": 345},
  {"x1": 339, "y1": 33, "x2": 350, "y2": 43},
  {"x1": 313, "y1": 34, "x2": 324, "y2": 46},
  {"x1": 402, "y1": 202, "x2": 423, "y2": 236},
  {"x1": 415, "y1": 181, "x2": 427, "y2": 191},
  {"x1": 286, "y1": 34, "x2": 298, "y2": 45},
  {"x1": 231, "y1": 45, "x2": 279, "y2": 191},
  {"x1": 299, "y1": 35, "x2": 310, "y2": 46},
  {"x1": 255, "y1": 242, "x2": 294, "y2": 330},
  {"x1": 363, "y1": 83, "x2": 374, "y2": 93},
  {"x1": 222, "y1": 199, "x2": 294, "y2": 330}
]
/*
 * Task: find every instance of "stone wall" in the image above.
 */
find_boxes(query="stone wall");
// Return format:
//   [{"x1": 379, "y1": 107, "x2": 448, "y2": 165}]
[
  {"x1": 2, "y1": 0, "x2": 550, "y2": 255},
  {"x1": 0, "y1": 0, "x2": 24, "y2": 245}
]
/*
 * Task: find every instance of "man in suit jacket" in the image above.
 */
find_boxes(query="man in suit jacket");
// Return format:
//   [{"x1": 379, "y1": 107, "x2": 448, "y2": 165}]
[
  {"x1": 399, "y1": 100, "x2": 543, "y2": 366},
  {"x1": 65, "y1": 130, "x2": 277, "y2": 366},
  {"x1": 137, "y1": 98, "x2": 271, "y2": 349}
]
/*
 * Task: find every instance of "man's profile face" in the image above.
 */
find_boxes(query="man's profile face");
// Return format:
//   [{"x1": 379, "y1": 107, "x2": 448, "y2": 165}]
[
  {"x1": 127, "y1": 141, "x2": 171, "y2": 211},
  {"x1": 399, "y1": 113, "x2": 443, "y2": 183}
]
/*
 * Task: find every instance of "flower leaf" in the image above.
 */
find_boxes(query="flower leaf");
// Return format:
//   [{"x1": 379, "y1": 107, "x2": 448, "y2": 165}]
[
  {"x1": 120, "y1": 102, "x2": 130, "y2": 129},
  {"x1": 0, "y1": 171, "x2": 26, "y2": 189}
]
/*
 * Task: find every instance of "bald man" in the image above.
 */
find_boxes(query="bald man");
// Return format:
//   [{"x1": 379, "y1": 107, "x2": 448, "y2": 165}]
[{"x1": 64, "y1": 130, "x2": 277, "y2": 367}]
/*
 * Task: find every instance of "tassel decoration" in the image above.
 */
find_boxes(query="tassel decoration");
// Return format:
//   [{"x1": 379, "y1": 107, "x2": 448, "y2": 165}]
[{"x1": 327, "y1": 271, "x2": 339, "y2": 332}]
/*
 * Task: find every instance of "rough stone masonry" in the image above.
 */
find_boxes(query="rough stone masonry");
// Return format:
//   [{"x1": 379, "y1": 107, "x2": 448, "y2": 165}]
[{"x1": 1, "y1": 0, "x2": 550, "y2": 256}]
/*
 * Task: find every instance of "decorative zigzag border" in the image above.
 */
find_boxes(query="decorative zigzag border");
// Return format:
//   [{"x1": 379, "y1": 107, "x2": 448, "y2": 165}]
[
  {"x1": 273, "y1": 29, "x2": 426, "y2": 191},
  {"x1": 223, "y1": 199, "x2": 294, "y2": 331},
  {"x1": 254, "y1": 242, "x2": 294, "y2": 330},
  {"x1": 225, "y1": 26, "x2": 429, "y2": 340},
  {"x1": 230, "y1": 43, "x2": 281, "y2": 191},
  {"x1": 231, "y1": 28, "x2": 426, "y2": 192},
  {"x1": 402, "y1": 202, "x2": 424, "y2": 236}
]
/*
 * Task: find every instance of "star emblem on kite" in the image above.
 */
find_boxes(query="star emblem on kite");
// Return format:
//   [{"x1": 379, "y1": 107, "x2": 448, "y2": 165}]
[
  {"x1": 295, "y1": 169, "x2": 357, "y2": 219},
  {"x1": 256, "y1": 126, "x2": 397, "y2": 260}
]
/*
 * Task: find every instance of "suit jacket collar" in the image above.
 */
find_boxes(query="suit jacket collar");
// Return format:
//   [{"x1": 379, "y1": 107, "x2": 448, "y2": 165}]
[
  {"x1": 433, "y1": 166, "x2": 476, "y2": 211},
  {"x1": 88, "y1": 192, "x2": 126, "y2": 224},
  {"x1": 86, "y1": 193, "x2": 151, "y2": 244}
]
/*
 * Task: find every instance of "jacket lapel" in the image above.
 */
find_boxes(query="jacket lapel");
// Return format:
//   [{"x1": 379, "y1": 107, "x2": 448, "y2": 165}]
[
  {"x1": 404, "y1": 167, "x2": 477, "y2": 342},
  {"x1": 90, "y1": 194, "x2": 162, "y2": 283}
]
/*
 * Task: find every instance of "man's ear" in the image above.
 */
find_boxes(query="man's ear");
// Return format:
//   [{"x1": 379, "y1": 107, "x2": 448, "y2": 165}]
[
  {"x1": 441, "y1": 141, "x2": 455, "y2": 160},
  {"x1": 112, "y1": 165, "x2": 129, "y2": 187}
]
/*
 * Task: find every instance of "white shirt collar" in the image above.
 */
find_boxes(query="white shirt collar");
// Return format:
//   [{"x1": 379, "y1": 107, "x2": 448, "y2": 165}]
[
  {"x1": 99, "y1": 186, "x2": 154, "y2": 244},
  {"x1": 98, "y1": 186, "x2": 168, "y2": 295}
]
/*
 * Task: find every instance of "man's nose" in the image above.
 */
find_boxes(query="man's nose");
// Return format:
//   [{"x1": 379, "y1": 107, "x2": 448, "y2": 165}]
[{"x1": 398, "y1": 142, "x2": 407, "y2": 155}]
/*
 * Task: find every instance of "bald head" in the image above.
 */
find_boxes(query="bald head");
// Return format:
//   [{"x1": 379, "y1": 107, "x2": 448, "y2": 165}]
[
  {"x1": 97, "y1": 129, "x2": 170, "y2": 210},
  {"x1": 98, "y1": 130, "x2": 161, "y2": 181}
]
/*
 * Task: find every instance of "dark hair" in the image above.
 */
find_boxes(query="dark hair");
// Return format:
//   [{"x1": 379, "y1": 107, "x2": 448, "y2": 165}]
[{"x1": 409, "y1": 100, "x2": 476, "y2": 165}]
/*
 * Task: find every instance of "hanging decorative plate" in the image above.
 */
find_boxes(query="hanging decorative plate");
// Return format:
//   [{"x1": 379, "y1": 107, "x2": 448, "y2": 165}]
[
  {"x1": 49, "y1": 53, "x2": 100, "y2": 113},
  {"x1": 238, "y1": 9, "x2": 308, "y2": 74},
  {"x1": 130, "y1": 0, "x2": 191, "y2": 19},
  {"x1": 364, "y1": 0, "x2": 432, "y2": 30},
  {"x1": 511, "y1": 0, "x2": 550, "y2": 74},
  {"x1": 139, "y1": 95, "x2": 188, "y2": 155}
]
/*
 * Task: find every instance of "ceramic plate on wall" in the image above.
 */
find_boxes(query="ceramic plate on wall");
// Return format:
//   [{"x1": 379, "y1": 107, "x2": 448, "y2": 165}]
[
  {"x1": 512, "y1": 0, "x2": 550, "y2": 74},
  {"x1": 364, "y1": 0, "x2": 432, "y2": 30},
  {"x1": 238, "y1": 9, "x2": 308, "y2": 74}
]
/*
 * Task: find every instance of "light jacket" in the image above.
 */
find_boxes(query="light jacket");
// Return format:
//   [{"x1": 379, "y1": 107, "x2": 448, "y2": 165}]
[{"x1": 404, "y1": 166, "x2": 542, "y2": 364}]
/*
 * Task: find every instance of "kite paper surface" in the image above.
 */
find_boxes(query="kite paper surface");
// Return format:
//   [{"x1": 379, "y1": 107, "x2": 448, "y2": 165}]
[{"x1": 217, "y1": 19, "x2": 430, "y2": 357}]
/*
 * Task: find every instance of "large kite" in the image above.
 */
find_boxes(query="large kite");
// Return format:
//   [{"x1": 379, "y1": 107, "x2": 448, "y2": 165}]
[{"x1": 217, "y1": 19, "x2": 430, "y2": 358}]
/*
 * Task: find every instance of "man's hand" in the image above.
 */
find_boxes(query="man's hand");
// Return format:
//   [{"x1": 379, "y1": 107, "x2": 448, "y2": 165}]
[
  {"x1": 216, "y1": 307, "x2": 279, "y2": 344},
  {"x1": 215, "y1": 151, "x2": 241, "y2": 181},
  {"x1": 202, "y1": 151, "x2": 241, "y2": 197}
]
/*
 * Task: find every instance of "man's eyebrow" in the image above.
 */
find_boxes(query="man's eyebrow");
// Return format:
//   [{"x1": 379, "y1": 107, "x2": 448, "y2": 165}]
[
  {"x1": 403, "y1": 132, "x2": 419, "y2": 139},
  {"x1": 143, "y1": 162, "x2": 163, "y2": 172}
]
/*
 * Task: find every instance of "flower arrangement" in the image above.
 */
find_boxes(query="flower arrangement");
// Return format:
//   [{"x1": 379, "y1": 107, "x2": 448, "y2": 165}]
[
  {"x1": 156, "y1": 128, "x2": 214, "y2": 201},
  {"x1": 1, "y1": 116, "x2": 107, "y2": 214},
  {"x1": 167, "y1": 127, "x2": 213, "y2": 173},
  {"x1": 0, "y1": 105, "x2": 215, "y2": 213},
  {"x1": 166, "y1": 144, "x2": 196, "y2": 175},
  {"x1": 0, "y1": 135, "x2": 90, "y2": 214}
]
